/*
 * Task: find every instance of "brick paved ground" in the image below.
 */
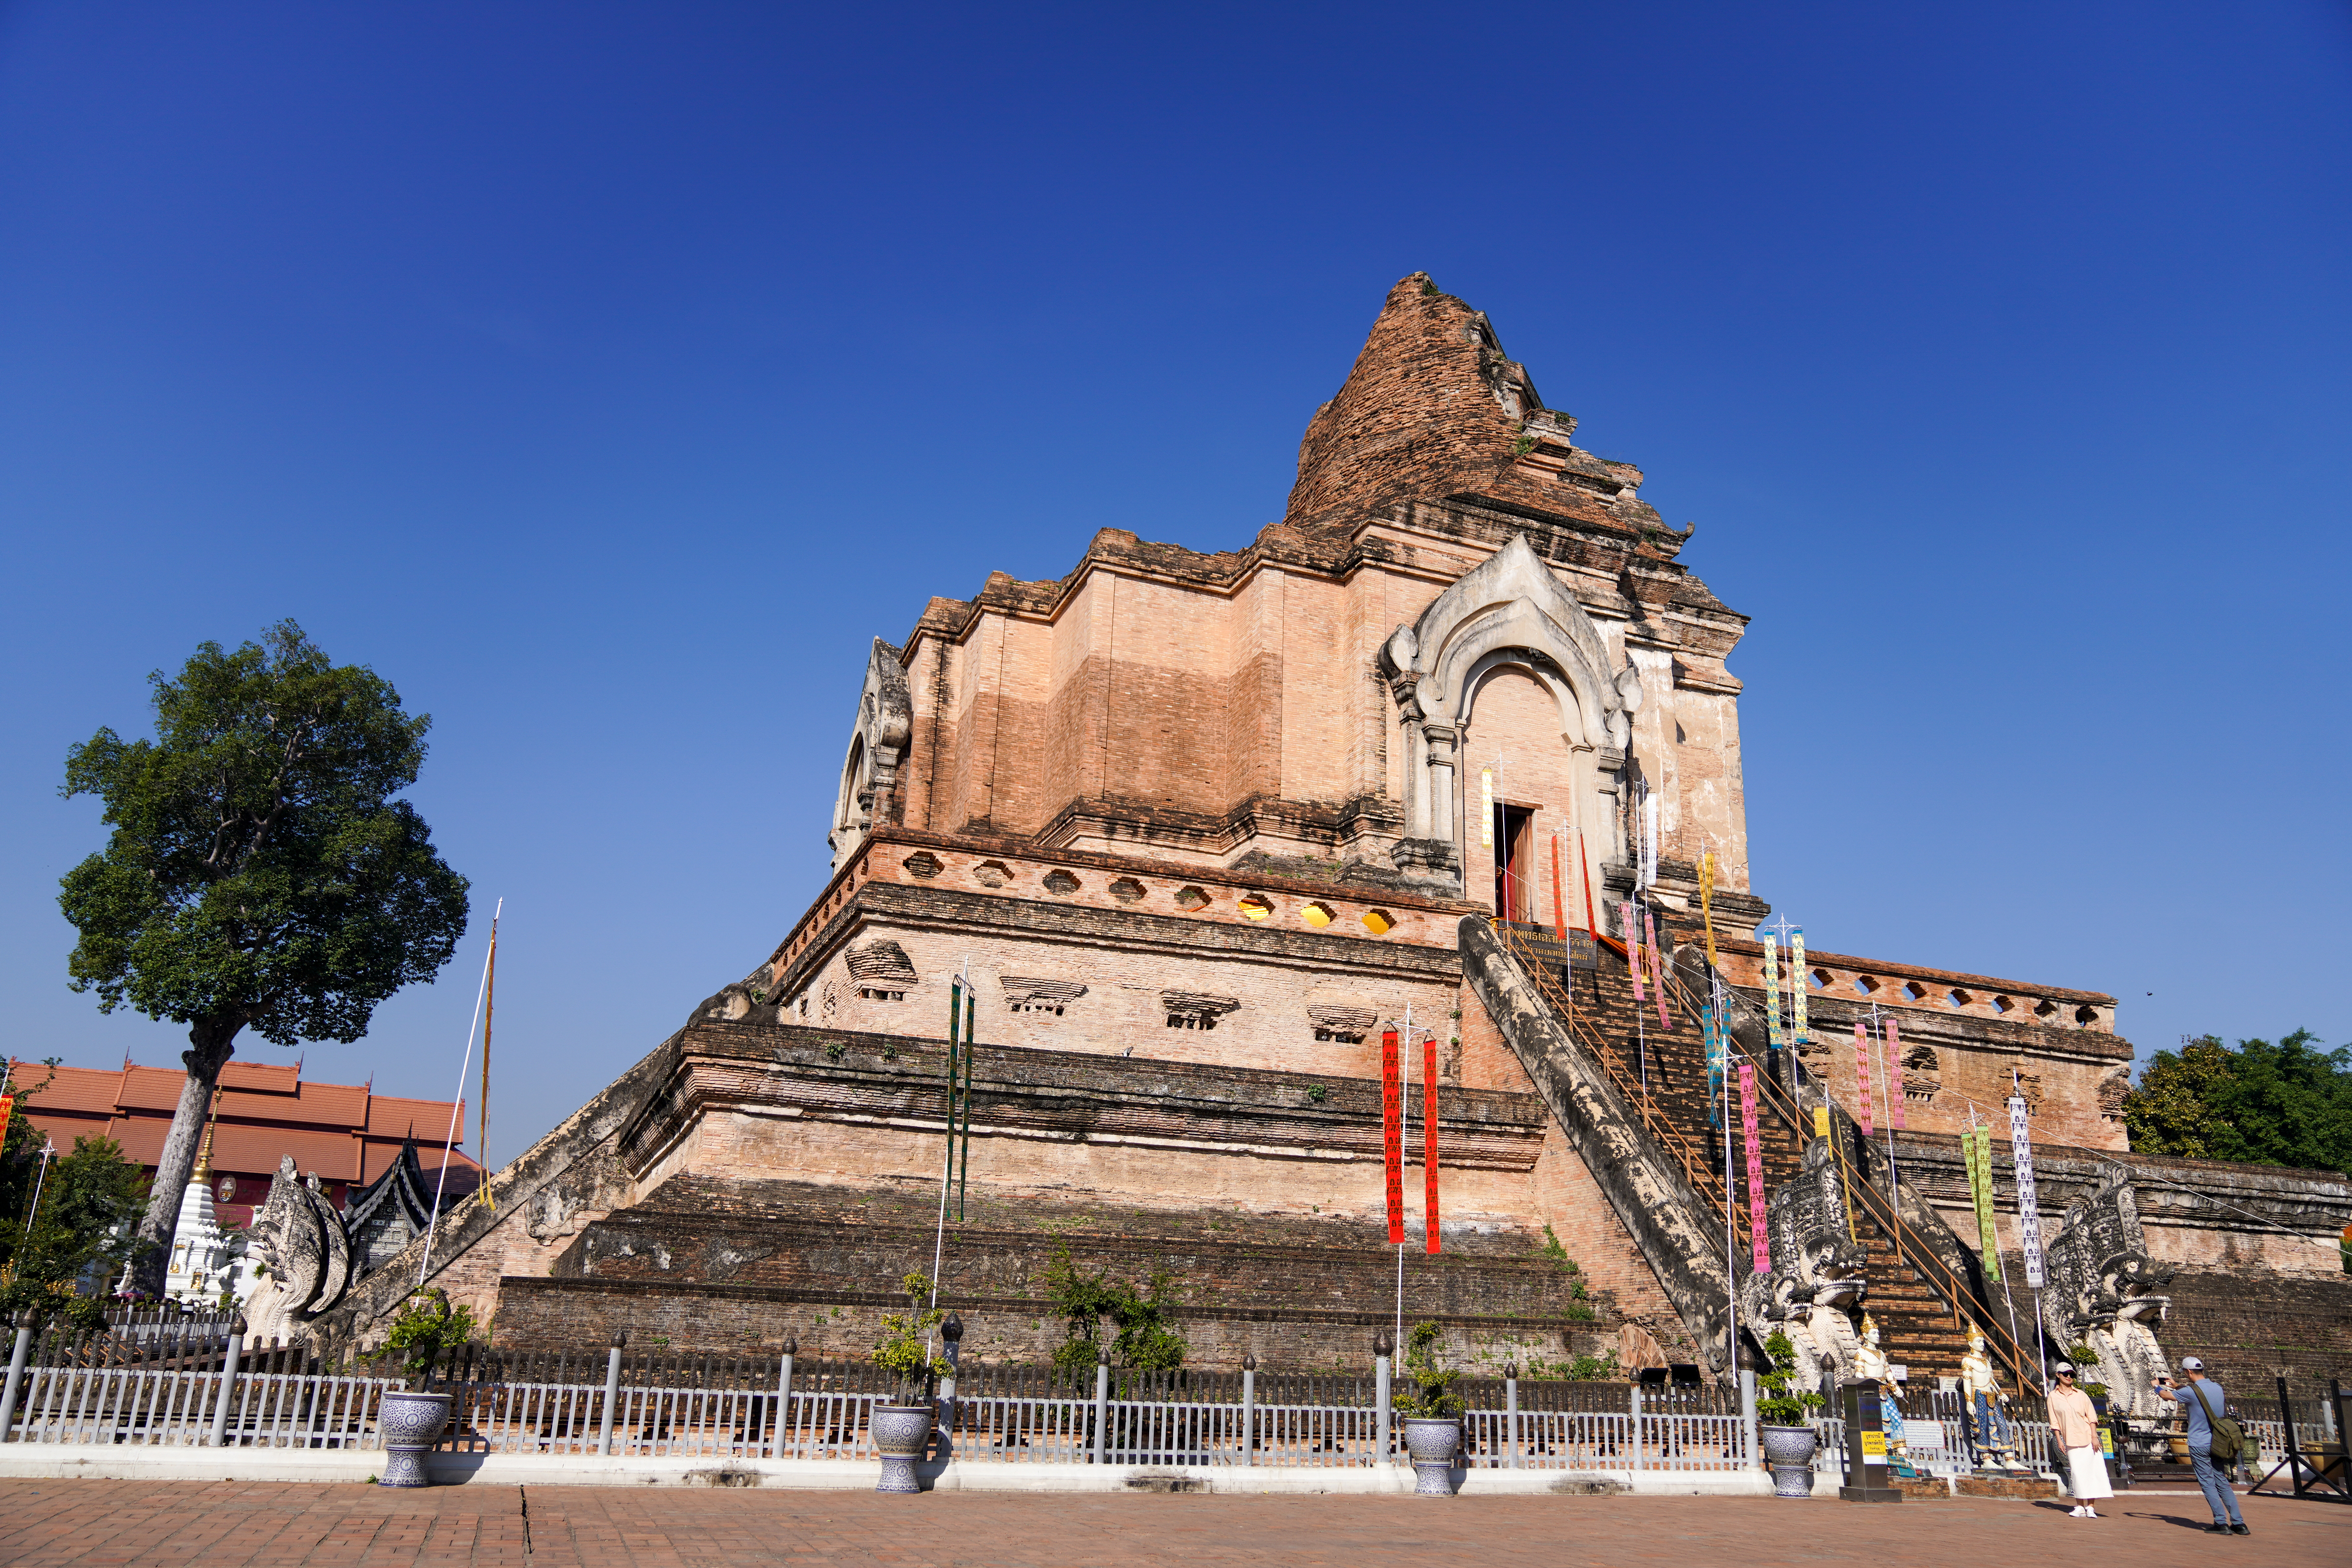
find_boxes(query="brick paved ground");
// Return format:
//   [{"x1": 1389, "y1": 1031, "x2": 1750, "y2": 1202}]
[{"x1": 0, "y1": 1482, "x2": 2343, "y2": 1567}]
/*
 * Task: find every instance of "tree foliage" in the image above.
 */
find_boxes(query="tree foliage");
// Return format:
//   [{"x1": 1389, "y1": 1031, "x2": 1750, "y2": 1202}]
[
  {"x1": 2123, "y1": 1030, "x2": 2352, "y2": 1178},
  {"x1": 1394, "y1": 1319, "x2": 1465, "y2": 1419},
  {"x1": 1040, "y1": 1244, "x2": 1186, "y2": 1372},
  {"x1": 870, "y1": 1269, "x2": 949, "y2": 1404},
  {"x1": 0, "y1": 1082, "x2": 149, "y2": 1333},
  {"x1": 57, "y1": 621, "x2": 469, "y2": 1292}
]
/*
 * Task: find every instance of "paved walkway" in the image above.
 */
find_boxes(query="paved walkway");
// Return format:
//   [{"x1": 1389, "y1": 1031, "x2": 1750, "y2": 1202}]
[{"x1": 0, "y1": 1481, "x2": 2342, "y2": 1565}]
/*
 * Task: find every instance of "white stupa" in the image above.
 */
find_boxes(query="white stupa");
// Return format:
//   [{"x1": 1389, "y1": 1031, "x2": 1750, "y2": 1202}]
[{"x1": 162, "y1": 1104, "x2": 244, "y2": 1307}]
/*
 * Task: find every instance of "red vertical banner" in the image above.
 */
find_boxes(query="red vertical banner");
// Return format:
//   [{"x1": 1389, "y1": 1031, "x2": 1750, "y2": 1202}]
[
  {"x1": 1643, "y1": 910, "x2": 1672, "y2": 1030},
  {"x1": 1883, "y1": 1018, "x2": 1907, "y2": 1130},
  {"x1": 1738, "y1": 1062, "x2": 1768, "y2": 1272},
  {"x1": 1422, "y1": 1033, "x2": 1441, "y2": 1255},
  {"x1": 1853, "y1": 1019, "x2": 1875, "y2": 1135},
  {"x1": 1549, "y1": 835, "x2": 1567, "y2": 941},
  {"x1": 1621, "y1": 901, "x2": 1644, "y2": 1000},
  {"x1": 1381, "y1": 1027, "x2": 1404, "y2": 1244},
  {"x1": 1577, "y1": 832, "x2": 1600, "y2": 935}
]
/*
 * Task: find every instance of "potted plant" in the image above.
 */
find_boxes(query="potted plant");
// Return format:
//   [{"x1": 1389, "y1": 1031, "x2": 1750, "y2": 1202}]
[
  {"x1": 870, "y1": 1270, "x2": 949, "y2": 1494},
  {"x1": 1394, "y1": 1321, "x2": 1466, "y2": 1496},
  {"x1": 1755, "y1": 1330, "x2": 1825, "y2": 1498},
  {"x1": 377, "y1": 1288, "x2": 475, "y2": 1488}
]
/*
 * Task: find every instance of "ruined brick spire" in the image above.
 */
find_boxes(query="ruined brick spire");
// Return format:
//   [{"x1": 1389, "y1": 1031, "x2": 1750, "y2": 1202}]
[{"x1": 1284, "y1": 273, "x2": 1558, "y2": 531}]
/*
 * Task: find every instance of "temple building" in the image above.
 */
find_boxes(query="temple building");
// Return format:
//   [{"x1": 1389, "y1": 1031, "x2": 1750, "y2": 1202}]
[{"x1": 314, "y1": 276, "x2": 2350, "y2": 1398}]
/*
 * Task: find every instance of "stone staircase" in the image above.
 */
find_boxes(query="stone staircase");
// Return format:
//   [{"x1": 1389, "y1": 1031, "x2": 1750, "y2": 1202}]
[{"x1": 1468, "y1": 916, "x2": 2031, "y2": 1387}]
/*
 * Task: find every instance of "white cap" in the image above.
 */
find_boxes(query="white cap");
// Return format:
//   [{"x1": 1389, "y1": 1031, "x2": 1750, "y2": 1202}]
[
  {"x1": 2052, "y1": 1362, "x2": 2075, "y2": 1374},
  {"x1": 2179, "y1": 1356, "x2": 2205, "y2": 1372}
]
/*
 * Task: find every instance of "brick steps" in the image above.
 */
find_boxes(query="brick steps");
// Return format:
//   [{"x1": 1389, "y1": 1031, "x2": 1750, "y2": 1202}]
[{"x1": 1494, "y1": 920, "x2": 1979, "y2": 1381}]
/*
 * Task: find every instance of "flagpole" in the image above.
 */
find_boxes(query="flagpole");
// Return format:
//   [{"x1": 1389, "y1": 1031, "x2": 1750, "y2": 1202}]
[
  {"x1": 420, "y1": 902, "x2": 498, "y2": 1288},
  {"x1": 476, "y1": 906, "x2": 499, "y2": 1210}
]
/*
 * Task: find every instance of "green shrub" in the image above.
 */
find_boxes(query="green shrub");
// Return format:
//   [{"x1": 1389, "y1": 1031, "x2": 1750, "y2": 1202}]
[
  {"x1": 1755, "y1": 1330, "x2": 1824, "y2": 1426},
  {"x1": 1394, "y1": 1320, "x2": 1465, "y2": 1419}
]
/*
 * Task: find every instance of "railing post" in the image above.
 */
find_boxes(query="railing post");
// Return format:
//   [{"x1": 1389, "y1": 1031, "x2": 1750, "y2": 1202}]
[
  {"x1": 205, "y1": 1316, "x2": 245, "y2": 1448},
  {"x1": 1373, "y1": 1329, "x2": 1393, "y2": 1469},
  {"x1": 1241, "y1": 1354, "x2": 1256, "y2": 1467},
  {"x1": 1740, "y1": 1368, "x2": 1759, "y2": 1467},
  {"x1": 596, "y1": 1330, "x2": 626, "y2": 1457},
  {"x1": 1631, "y1": 1384, "x2": 1644, "y2": 1471},
  {"x1": 0, "y1": 1312, "x2": 37, "y2": 1443},
  {"x1": 771, "y1": 1335, "x2": 794, "y2": 1461},
  {"x1": 1090, "y1": 1349, "x2": 1109, "y2": 1466},
  {"x1": 1507, "y1": 1361, "x2": 1521, "y2": 1469}
]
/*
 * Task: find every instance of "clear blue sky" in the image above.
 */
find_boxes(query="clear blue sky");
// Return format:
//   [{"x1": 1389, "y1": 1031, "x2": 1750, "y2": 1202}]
[{"x1": 3, "y1": 3, "x2": 2347, "y2": 1163}]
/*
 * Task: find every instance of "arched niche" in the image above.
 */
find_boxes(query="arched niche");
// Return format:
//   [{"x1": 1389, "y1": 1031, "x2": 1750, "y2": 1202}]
[{"x1": 1378, "y1": 534, "x2": 1637, "y2": 891}]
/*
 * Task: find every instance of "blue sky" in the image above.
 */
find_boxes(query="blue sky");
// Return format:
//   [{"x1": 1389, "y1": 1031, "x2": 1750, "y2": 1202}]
[{"x1": 3, "y1": 2, "x2": 2347, "y2": 1161}]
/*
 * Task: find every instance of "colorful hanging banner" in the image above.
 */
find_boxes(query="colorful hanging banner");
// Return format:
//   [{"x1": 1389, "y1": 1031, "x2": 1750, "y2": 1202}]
[
  {"x1": 1422, "y1": 1033, "x2": 1441, "y2": 1255},
  {"x1": 1381, "y1": 1026, "x2": 1404, "y2": 1244},
  {"x1": 1621, "y1": 902, "x2": 1644, "y2": 1001},
  {"x1": 2008, "y1": 1093, "x2": 2046, "y2": 1288},
  {"x1": 1883, "y1": 1018, "x2": 1906, "y2": 1130},
  {"x1": 1788, "y1": 929, "x2": 1810, "y2": 1043},
  {"x1": 1761, "y1": 934, "x2": 1785, "y2": 1052},
  {"x1": 1966, "y1": 1125, "x2": 2003, "y2": 1283},
  {"x1": 0, "y1": 1092, "x2": 13, "y2": 1133},
  {"x1": 1738, "y1": 1062, "x2": 1768, "y2": 1272},
  {"x1": 1699, "y1": 852, "x2": 1717, "y2": 971},
  {"x1": 1704, "y1": 1004, "x2": 1726, "y2": 1128},
  {"x1": 1853, "y1": 1019, "x2": 1875, "y2": 1136},
  {"x1": 1549, "y1": 834, "x2": 1567, "y2": 942},
  {"x1": 1643, "y1": 910, "x2": 1671, "y2": 1030},
  {"x1": 1479, "y1": 770, "x2": 1494, "y2": 847}
]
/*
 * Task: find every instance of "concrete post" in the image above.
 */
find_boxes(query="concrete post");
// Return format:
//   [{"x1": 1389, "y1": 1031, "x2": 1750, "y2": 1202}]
[
  {"x1": 596, "y1": 1330, "x2": 627, "y2": 1457},
  {"x1": 1374, "y1": 1327, "x2": 1394, "y2": 1469},
  {"x1": 0, "y1": 1313, "x2": 36, "y2": 1443},
  {"x1": 1091, "y1": 1350, "x2": 1110, "y2": 1466},
  {"x1": 772, "y1": 1335, "x2": 796, "y2": 1460},
  {"x1": 1241, "y1": 1354, "x2": 1256, "y2": 1467},
  {"x1": 1506, "y1": 1361, "x2": 1521, "y2": 1469},
  {"x1": 1631, "y1": 1384, "x2": 1644, "y2": 1471},
  {"x1": 205, "y1": 1316, "x2": 245, "y2": 1448},
  {"x1": 1739, "y1": 1369, "x2": 1759, "y2": 1467}
]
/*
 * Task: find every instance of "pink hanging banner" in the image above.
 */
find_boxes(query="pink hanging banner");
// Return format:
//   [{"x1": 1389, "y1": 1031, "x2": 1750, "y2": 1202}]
[
  {"x1": 1422, "y1": 1033, "x2": 1441, "y2": 1256},
  {"x1": 1643, "y1": 910, "x2": 1671, "y2": 1030},
  {"x1": 1883, "y1": 1018, "x2": 1906, "y2": 1130},
  {"x1": 1853, "y1": 1019, "x2": 1874, "y2": 1135},
  {"x1": 1621, "y1": 902, "x2": 1644, "y2": 1001},
  {"x1": 1738, "y1": 1062, "x2": 1768, "y2": 1273}
]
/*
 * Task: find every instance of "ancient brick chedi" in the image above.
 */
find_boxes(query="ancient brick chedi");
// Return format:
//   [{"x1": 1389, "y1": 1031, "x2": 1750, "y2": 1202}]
[{"x1": 320, "y1": 277, "x2": 2349, "y2": 1393}]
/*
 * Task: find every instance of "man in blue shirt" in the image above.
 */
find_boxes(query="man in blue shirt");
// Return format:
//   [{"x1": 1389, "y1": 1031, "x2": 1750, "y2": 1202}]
[{"x1": 2156, "y1": 1356, "x2": 2247, "y2": 1534}]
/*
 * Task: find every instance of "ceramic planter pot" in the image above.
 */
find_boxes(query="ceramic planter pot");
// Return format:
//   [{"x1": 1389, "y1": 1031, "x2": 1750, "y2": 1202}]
[
  {"x1": 1760, "y1": 1423, "x2": 1818, "y2": 1498},
  {"x1": 871, "y1": 1404, "x2": 935, "y2": 1494},
  {"x1": 1403, "y1": 1417, "x2": 1462, "y2": 1495},
  {"x1": 378, "y1": 1390, "x2": 453, "y2": 1488}
]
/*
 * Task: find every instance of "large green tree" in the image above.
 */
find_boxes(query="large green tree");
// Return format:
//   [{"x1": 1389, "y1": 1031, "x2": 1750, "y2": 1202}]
[
  {"x1": 0, "y1": 1121, "x2": 149, "y2": 1331},
  {"x1": 2123, "y1": 1030, "x2": 2352, "y2": 1177},
  {"x1": 58, "y1": 621, "x2": 469, "y2": 1297}
]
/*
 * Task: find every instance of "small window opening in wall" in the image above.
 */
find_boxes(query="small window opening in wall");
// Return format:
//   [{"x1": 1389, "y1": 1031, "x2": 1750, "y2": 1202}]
[
  {"x1": 1991, "y1": 995, "x2": 2012, "y2": 1015},
  {"x1": 973, "y1": 860, "x2": 1011, "y2": 888},
  {"x1": 1300, "y1": 902, "x2": 1335, "y2": 928},
  {"x1": 2074, "y1": 1005, "x2": 2100, "y2": 1025},
  {"x1": 1238, "y1": 894, "x2": 1274, "y2": 921},
  {"x1": 1313, "y1": 1027, "x2": 1368, "y2": 1044},
  {"x1": 1174, "y1": 886, "x2": 1209, "y2": 912},
  {"x1": 1853, "y1": 975, "x2": 1878, "y2": 995},
  {"x1": 901, "y1": 852, "x2": 944, "y2": 879},
  {"x1": 1902, "y1": 981, "x2": 1928, "y2": 1002},
  {"x1": 1167, "y1": 1011, "x2": 1219, "y2": 1030},
  {"x1": 1043, "y1": 870, "x2": 1080, "y2": 895},
  {"x1": 1807, "y1": 969, "x2": 1830, "y2": 990},
  {"x1": 2034, "y1": 998, "x2": 2058, "y2": 1018},
  {"x1": 1361, "y1": 909, "x2": 1394, "y2": 935},
  {"x1": 1947, "y1": 989, "x2": 1972, "y2": 1008},
  {"x1": 1109, "y1": 878, "x2": 1145, "y2": 904},
  {"x1": 1010, "y1": 1001, "x2": 1067, "y2": 1017},
  {"x1": 858, "y1": 988, "x2": 904, "y2": 1002}
]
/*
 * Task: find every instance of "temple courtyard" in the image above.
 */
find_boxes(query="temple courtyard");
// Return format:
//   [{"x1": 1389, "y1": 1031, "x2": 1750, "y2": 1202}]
[{"x1": 0, "y1": 1482, "x2": 2340, "y2": 1566}]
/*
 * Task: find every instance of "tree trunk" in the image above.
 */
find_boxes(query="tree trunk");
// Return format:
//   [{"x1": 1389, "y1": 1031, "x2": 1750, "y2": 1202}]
[{"x1": 128, "y1": 1017, "x2": 242, "y2": 1298}]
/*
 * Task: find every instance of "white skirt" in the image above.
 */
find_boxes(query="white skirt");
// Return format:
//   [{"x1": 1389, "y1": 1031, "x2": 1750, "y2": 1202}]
[{"x1": 2064, "y1": 1444, "x2": 2114, "y2": 1500}]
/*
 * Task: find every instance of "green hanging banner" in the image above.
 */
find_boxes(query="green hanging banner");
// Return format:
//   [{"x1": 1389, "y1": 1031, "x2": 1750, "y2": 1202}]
[{"x1": 1965, "y1": 1124, "x2": 2003, "y2": 1283}]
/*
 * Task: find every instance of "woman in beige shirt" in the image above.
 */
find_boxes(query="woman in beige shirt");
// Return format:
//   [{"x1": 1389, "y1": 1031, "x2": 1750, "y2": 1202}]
[{"x1": 2047, "y1": 1364, "x2": 2112, "y2": 1517}]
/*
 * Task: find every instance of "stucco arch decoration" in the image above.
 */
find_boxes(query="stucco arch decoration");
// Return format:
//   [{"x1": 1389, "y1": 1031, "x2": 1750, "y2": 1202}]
[
  {"x1": 827, "y1": 638, "x2": 913, "y2": 872},
  {"x1": 1379, "y1": 534, "x2": 1639, "y2": 889}
]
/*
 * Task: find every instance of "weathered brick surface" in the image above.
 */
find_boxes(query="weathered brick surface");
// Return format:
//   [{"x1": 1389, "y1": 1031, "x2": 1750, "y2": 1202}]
[{"x1": 2155, "y1": 1269, "x2": 2352, "y2": 1394}]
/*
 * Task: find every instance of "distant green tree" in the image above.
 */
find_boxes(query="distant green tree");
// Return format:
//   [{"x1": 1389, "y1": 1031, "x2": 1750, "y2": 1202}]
[
  {"x1": 0, "y1": 1130, "x2": 149, "y2": 1332},
  {"x1": 2123, "y1": 1030, "x2": 2352, "y2": 1181},
  {"x1": 57, "y1": 621, "x2": 469, "y2": 1296}
]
